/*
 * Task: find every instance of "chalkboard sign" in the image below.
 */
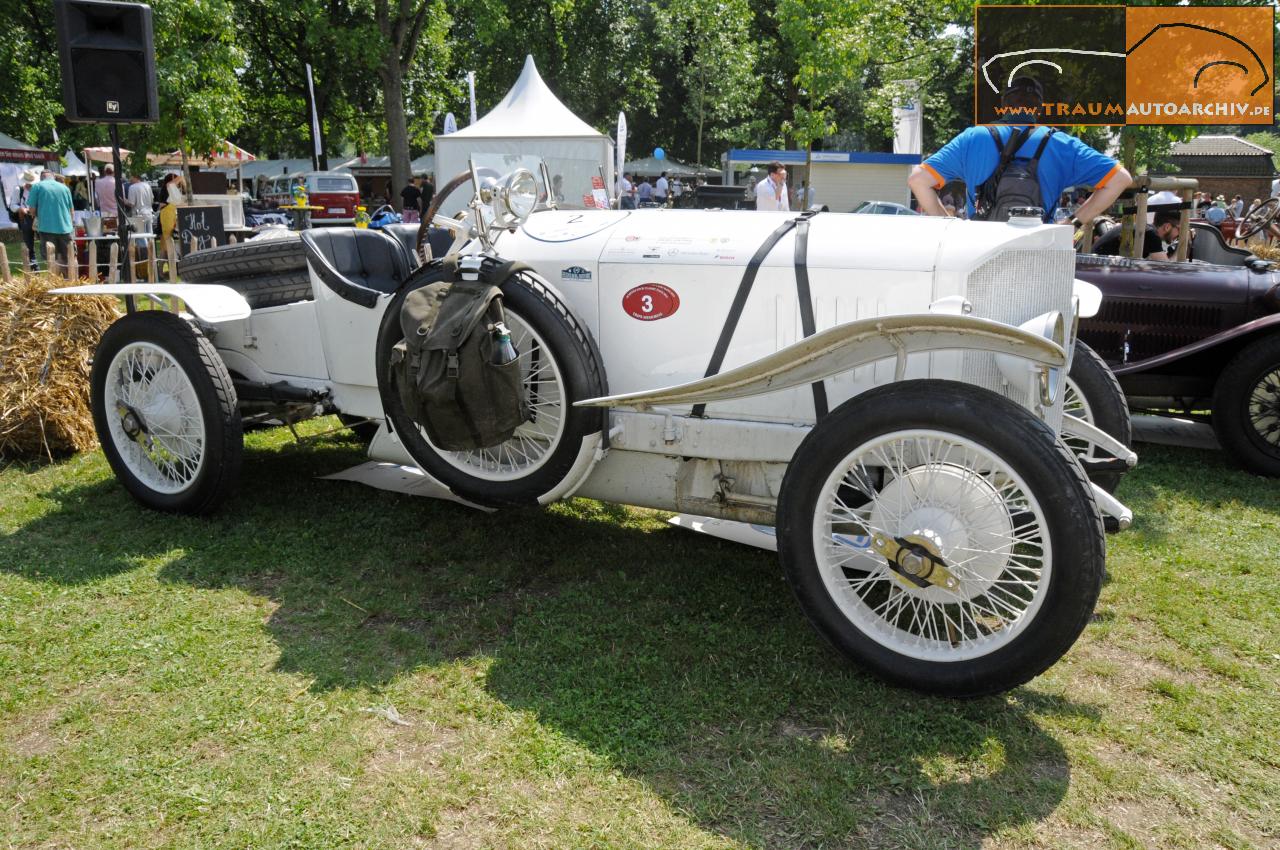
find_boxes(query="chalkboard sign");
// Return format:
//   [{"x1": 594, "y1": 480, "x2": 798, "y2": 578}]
[{"x1": 177, "y1": 205, "x2": 225, "y2": 251}]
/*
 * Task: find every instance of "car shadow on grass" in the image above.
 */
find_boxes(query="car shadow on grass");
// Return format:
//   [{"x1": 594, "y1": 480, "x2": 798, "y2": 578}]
[{"x1": 2, "y1": 436, "x2": 1095, "y2": 849}]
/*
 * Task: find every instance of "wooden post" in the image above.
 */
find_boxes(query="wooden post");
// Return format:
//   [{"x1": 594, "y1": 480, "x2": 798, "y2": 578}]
[
  {"x1": 229, "y1": 234, "x2": 238, "y2": 245},
  {"x1": 65, "y1": 244, "x2": 77, "y2": 281},
  {"x1": 20, "y1": 244, "x2": 31, "y2": 273},
  {"x1": 88, "y1": 240, "x2": 98, "y2": 281},
  {"x1": 45, "y1": 241, "x2": 57, "y2": 276},
  {"x1": 146, "y1": 240, "x2": 158, "y2": 284},
  {"x1": 167, "y1": 238, "x2": 179, "y2": 283},
  {"x1": 0, "y1": 243, "x2": 10, "y2": 284},
  {"x1": 108, "y1": 242, "x2": 120, "y2": 283},
  {"x1": 189, "y1": 236, "x2": 198, "y2": 256}
]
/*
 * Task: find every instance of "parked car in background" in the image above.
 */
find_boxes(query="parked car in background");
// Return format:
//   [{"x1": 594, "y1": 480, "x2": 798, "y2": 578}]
[
  {"x1": 850, "y1": 200, "x2": 918, "y2": 216},
  {"x1": 1077, "y1": 199, "x2": 1280, "y2": 476}
]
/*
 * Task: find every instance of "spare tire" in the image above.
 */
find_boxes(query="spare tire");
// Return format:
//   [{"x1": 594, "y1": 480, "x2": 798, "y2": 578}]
[
  {"x1": 376, "y1": 262, "x2": 607, "y2": 508},
  {"x1": 194, "y1": 271, "x2": 314, "y2": 310},
  {"x1": 178, "y1": 237, "x2": 306, "y2": 282}
]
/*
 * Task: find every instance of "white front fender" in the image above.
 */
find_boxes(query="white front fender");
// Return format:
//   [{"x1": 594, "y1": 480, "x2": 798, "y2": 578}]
[
  {"x1": 577, "y1": 313, "x2": 1066, "y2": 409},
  {"x1": 50, "y1": 283, "x2": 252, "y2": 323}
]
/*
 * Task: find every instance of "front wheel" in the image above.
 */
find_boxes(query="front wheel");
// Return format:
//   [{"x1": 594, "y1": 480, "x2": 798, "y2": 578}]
[
  {"x1": 1212, "y1": 334, "x2": 1280, "y2": 476},
  {"x1": 90, "y1": 312, "x2": 243, "y2": 514},
  {"x1": 776, "y1": 380, "x2": 1105, "y2": 697}
]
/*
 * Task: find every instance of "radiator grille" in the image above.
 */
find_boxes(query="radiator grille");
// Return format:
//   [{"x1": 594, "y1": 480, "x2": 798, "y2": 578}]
[{"x1": 962, "y1": 248, "x2": 1075, "y2": 432}]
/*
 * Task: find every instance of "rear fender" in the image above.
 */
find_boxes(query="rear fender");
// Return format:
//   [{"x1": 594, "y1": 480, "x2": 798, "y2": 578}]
[
  {"x1": 577, "y1": 313, "x2": 1066, "y2": 409},
  {"x1": 50, "y1": 283, "x2": 251, "y2": 323}
]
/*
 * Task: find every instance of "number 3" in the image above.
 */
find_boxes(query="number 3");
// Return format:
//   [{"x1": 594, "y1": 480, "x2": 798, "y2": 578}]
[{"x1": 641, "y1": 294, "x2": 654, "y2": 312}]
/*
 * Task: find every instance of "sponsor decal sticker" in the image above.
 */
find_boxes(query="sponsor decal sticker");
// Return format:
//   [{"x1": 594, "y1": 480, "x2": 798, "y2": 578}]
[
  {"x1": 623, "y1": 283, "x2": 680, "y2": 321},
  {"x1": 561, "y1": 265, "x2": 592, "y2": 281}
]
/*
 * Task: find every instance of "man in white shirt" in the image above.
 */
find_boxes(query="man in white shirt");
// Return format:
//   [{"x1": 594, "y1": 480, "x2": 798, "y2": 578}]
[
  {"x1": 754, "y1": 162, "x2": 789, "y2": 211},
  {"x1": 617, "y1": 173, "x2": 634, "y2": 209},
  {"x1": 94, "y1": 164, "x2": 118, "y2": 217},
  {"x1": 654, "y1": 171, "x2": 669, "y2": 205},
  {"x1": 125, "y1": 173, "x2": 154, "y2": 217}
]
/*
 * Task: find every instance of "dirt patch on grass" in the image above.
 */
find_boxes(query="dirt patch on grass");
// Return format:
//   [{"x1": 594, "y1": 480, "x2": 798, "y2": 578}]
[{"x1": 5, "y1": 704, "x2": 63, "y2": 757}]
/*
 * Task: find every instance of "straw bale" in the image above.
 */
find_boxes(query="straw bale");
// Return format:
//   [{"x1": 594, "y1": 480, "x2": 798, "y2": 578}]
[{"x1": 0, "y1": 272, "x2": 120, "y2": 459}]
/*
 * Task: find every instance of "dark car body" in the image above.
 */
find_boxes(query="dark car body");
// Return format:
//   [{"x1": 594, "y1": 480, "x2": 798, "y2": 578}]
[
  {"x1": 1078, "y1": 252, "x2": 1280, "y2": 402},
  {"x1": 1076, "y1": 221, "x2": 1280, "y2": 474}
]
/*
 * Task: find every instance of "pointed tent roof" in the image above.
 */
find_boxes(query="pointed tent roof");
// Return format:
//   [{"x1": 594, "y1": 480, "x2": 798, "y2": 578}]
[{"x1": 449, "y1": 56, "x2": 604, "y2": 140}]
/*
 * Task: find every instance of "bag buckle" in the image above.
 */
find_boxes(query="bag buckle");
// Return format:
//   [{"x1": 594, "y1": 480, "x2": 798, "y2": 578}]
[{"x1": 446, "y1": 353, "x2": 460, "y2": 379}]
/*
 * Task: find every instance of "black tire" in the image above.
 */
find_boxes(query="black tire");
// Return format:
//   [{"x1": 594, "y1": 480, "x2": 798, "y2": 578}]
[
  {"x1": 376, "y1": 263, "x2": 606, "y2": 507},
  {"x1": 776, "y1": 380, "x2": 1105, "y2": 697},
  {"x1": 194, "y1": 270, "x2": 314, "y2": 310},
  {"x1": 1064, "y1": 341, "x2": 1132, "y2": 493},
  {"x1": 1212, "y1": 334, "x2": 1280, "y2": 476},
  {"x1": 178, "y1": 237, "x2": 305, "y2": 282},
  {"x1": 90, "y1": 312, "x2": 243, "y2": 515},
  {"x1": 338, "y1": 414, "x2": 381, "y2": 444}
]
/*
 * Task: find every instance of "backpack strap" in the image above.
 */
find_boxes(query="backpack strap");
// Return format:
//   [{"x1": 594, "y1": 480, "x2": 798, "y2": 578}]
[
  {"x1": 977, "y1": 126, "x2": 1032, "y2": 216},
  {"x1": 1029, "y1": 128, "x2": 1055, "y2": 164}
]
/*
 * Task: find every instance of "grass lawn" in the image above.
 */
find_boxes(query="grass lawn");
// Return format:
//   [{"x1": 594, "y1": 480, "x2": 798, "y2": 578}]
[{"x1": 1, "y1": 423, "x2": 1277, "y2": 849}]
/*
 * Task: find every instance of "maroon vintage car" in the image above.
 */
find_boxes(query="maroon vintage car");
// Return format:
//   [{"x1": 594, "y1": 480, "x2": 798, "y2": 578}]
[{"x1": 1077, "y1": 207, "x2": 1280, "y2": 476}]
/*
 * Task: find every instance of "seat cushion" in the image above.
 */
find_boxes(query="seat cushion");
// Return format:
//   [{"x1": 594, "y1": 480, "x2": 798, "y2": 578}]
[
  {"x1": 305, "y1": 228, "x2": 410, "y2": 294},
  {"x1": 381, "y1": 222, "x2": 455, "y2": 262}
]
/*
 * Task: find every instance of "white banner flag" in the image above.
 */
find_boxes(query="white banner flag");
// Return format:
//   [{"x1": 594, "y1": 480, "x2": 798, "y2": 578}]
[
  {"x1": 443, "y1": 112, "x2": 457, "y2": 135},
  {"x1": 467, "y1": 72, "x2": 478, "y2": 125},
  {"x1": 892, "y1": 80, "x2": 922, "y2": 156},
  {"x1": 616, "y1": 111, "x2": 627, "y2": 201}
]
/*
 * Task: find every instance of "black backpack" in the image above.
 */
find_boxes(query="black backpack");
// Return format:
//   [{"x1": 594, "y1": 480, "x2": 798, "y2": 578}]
[
  {"x1": 973, "y1": 126, "x2": 1055, "y2": 222},
  {"x1": 391, "y1": 257, "x2": 529, "y2": 451}
]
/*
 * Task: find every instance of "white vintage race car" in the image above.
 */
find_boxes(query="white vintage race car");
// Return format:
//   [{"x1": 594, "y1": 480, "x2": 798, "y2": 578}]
[{"x1": 54, "y1": 156, "x2": 1137, "y2": 697}]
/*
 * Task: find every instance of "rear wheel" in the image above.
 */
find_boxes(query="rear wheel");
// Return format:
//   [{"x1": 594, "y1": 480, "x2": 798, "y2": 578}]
[
  {"x1": 1213, "y1": 334, "x2": 1280, "y2": 476},
  {"x1": 90, "y1": 312, "x2": 242, "y2": 514},
  {"x1": 376, "y1": 263, "x2": 606, "y2": 507},
  {"x1": 776, "y1": 380, "x2": 1104, "y2": 697}
]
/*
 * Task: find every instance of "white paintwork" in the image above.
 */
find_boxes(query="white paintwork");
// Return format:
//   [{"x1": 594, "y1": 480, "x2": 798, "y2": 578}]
[
  {"x1": 51, "y1": 283, "x2": 251, "y2": 322},
  {"x1": 1074, "y1": 279, "x2": 1103, "y2": 318},
  {"x1": 577, "y1": 313, "x2": 1065, "y2": 411}
]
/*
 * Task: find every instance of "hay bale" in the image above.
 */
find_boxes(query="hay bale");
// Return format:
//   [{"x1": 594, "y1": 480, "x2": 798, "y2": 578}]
[{"x1": 0, "y1": 273, "x2": 120, "y2": 459}]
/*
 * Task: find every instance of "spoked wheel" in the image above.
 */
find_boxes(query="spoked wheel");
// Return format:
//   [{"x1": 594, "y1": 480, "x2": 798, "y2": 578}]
[
  {"x1": 777, "y1": 380, "x2": 1104, "y2": 697},
  {"x1": 1062, "y1": 341, "x2": 1132, "y2": 493},
  {"x1": 377, "y1": 263, "x2": 606, "y2": 507},
  {"x1": 1212, "y1": 334, "x2": 1280, "y2": 476},
  {"x1": 90, "y1": 312, "x2": 242, "y2": 514}
]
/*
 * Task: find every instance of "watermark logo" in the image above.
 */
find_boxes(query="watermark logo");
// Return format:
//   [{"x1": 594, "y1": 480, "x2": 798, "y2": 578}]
[{"x1": 976, "y1": 5, "x2": 1274, "y2": 126}]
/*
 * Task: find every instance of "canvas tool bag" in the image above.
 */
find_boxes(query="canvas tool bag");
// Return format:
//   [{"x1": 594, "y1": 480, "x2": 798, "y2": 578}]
[{"x1": 391, "y1": 257, "x2": 529, "y2": 451}]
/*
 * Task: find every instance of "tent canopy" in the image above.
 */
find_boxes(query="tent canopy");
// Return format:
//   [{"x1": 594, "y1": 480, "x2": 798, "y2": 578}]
[
  {"x1": 448, "y1": 56, "x2": 603, "y2": 139},
  {"x1": 623, "y1": 156, "x2": 720, "y2": 177},
  {"x1": 434, "y1": 55, "x2": 613, "y2": 213},
  {"x1": 148, "y1": 140, "x2": 256, "y2": 168}
]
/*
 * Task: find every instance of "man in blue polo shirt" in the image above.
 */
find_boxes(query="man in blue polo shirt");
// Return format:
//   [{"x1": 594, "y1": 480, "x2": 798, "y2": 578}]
[
  {"x1": 908, "y1": 77, "x2": 1130, "y2": 228},
  {"x1": 25, "y1": 170, "x2": 74, "y2": 270}
]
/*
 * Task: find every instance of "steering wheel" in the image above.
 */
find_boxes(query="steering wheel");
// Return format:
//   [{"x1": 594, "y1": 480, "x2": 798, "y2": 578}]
[
  {"x1": 1235, "y1": 197, "x2": 1279, "y2": 242},
  {"x1": 414, "y1": 167, "x2": 505, "y2": 257}
]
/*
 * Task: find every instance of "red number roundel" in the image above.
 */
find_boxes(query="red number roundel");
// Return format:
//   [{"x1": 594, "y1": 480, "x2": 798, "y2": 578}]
[{"x1": 622, "y1": 283, "x2": 680, "y2": 321}]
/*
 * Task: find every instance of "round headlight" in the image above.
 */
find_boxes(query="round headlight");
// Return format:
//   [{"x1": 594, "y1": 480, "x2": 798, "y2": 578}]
[{"x1": 502, "y1": 169, "x2": 538, "y2": 221}]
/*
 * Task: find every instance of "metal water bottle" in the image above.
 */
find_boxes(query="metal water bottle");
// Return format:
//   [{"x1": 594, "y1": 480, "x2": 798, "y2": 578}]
[{"x1": 492, "y1": 322, "x2": 518, "y2": 365}]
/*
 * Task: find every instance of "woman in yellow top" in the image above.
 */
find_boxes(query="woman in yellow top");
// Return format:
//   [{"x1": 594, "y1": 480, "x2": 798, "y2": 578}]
[{"x1": 158, "y1": 173, "x2": 187, "y2": 256}]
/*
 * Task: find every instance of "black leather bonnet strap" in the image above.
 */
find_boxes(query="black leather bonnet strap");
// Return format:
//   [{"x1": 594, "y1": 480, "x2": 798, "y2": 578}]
[
  {"x1": 692, "y1": 207, "x2": 823, "y2": 418},
  {"x1": 792, "y1": 215, "x2": 828, "y2": 418}
]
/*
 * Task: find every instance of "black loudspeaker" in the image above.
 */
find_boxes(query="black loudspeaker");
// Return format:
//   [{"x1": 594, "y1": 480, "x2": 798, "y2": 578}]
[{"x1": 53, "y1": 0, "x2": 158, "y2": 124}]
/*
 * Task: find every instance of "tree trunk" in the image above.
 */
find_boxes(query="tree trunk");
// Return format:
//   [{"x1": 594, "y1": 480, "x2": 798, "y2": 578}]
[{"x1": 382, "y1": 63, "x2": 411, "y2": 212}]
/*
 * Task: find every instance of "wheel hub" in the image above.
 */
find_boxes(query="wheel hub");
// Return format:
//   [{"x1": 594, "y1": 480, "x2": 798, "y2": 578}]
[{"x1": 869, "y1": 464, "x2": 1015, "y2": 602}]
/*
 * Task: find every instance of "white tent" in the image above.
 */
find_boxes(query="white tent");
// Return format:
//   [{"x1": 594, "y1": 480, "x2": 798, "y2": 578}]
[{"x1": 434, "y1": 55, "x2": 613, "y2": 214}]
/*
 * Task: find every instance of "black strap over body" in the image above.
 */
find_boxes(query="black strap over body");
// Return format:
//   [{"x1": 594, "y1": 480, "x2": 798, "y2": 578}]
[
  {"x1": 691, "y1": 208, "x2": 824, "y2": 419},
  {"x1": 792, "y1": 218, "x2": 828, "y2": 418}
]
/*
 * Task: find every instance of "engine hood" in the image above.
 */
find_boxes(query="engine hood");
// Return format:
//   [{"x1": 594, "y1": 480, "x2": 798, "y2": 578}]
[{"x1": 504, "y1": 208, "x2": 1070, "y2": 275}]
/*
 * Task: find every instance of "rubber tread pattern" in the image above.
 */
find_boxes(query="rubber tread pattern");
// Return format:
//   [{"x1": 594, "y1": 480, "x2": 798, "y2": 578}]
[
  {"x1": 178, "y1": 238, "x2": 306, "y2": 282},
  {"x1": 195, "y1": 271, "x2": 314, "y2": 310}
]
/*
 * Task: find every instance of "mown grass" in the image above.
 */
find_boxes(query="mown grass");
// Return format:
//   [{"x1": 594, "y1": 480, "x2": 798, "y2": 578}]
[{"x1": 1, "y1": 423, "x2": 1277, "y2": 849}]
